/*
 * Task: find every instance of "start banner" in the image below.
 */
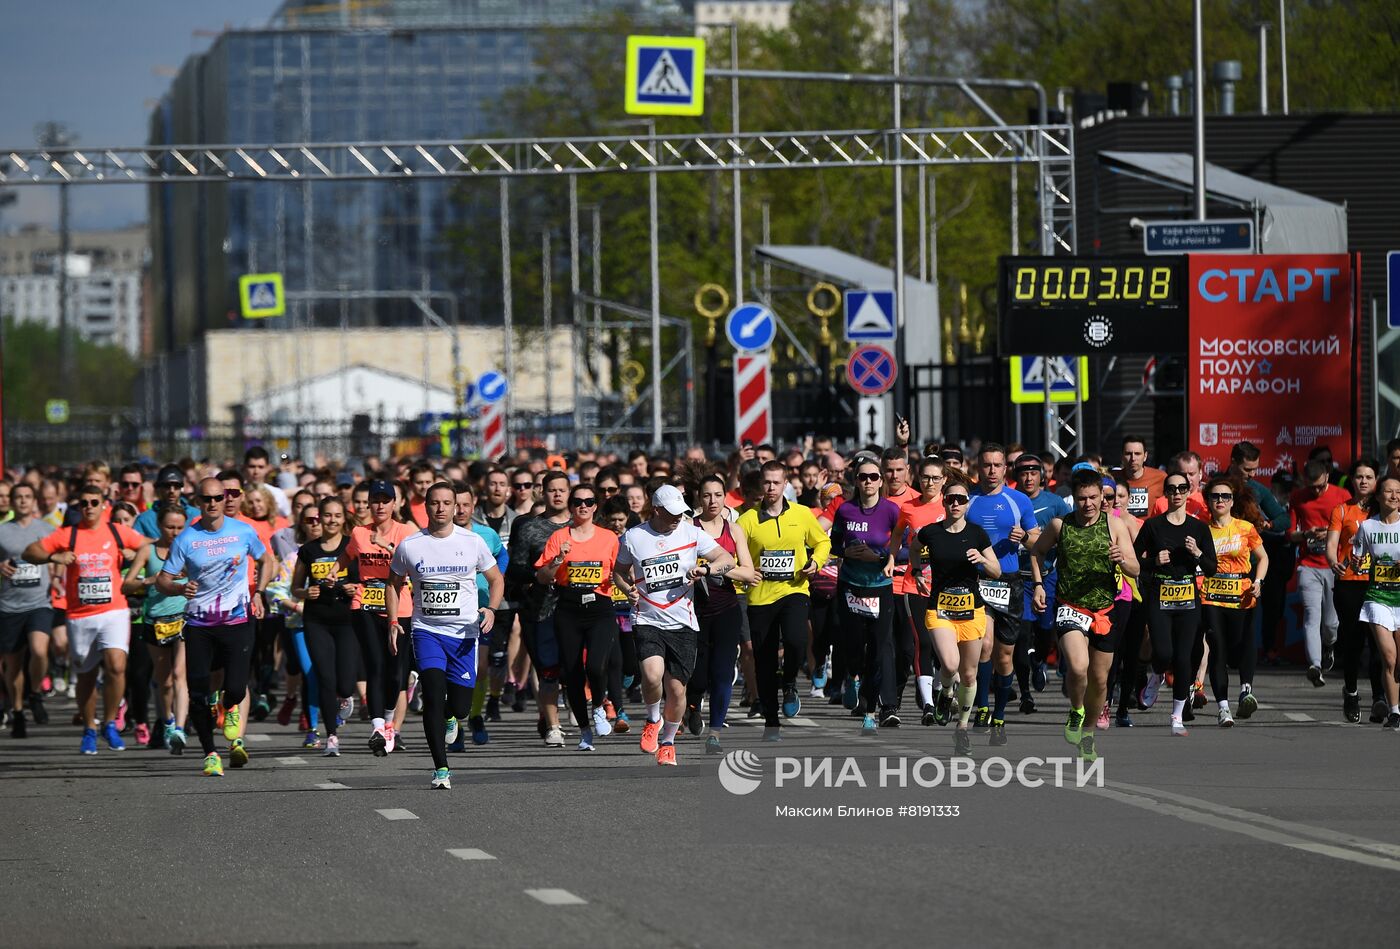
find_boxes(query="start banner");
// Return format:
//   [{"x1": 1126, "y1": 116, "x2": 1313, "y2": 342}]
[{"x1": 1188, "y1": 254, "x2": 1359, "y2": 476}]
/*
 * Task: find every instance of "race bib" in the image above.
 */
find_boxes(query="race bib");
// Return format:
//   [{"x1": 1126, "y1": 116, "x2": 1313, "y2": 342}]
[
  {"x1": 360, "y1": 580, "x2": 387, "y2": 613},
  {"x1": 567, "y1": 560, "x2": 604, "y2": 589},
  {"x1": 1126, "y1": 487, "x2": 1149, "y2": 517},
  {"x1": 1055, "y1": 603, "x2": 1093, "y2": 633},
  {"x1": 641, "y1": 553, "x2": 685, "y2": 592},
  {"x1": 935, "y1": 586, "x2": 975, "y2": 622},
  {"x1": 759, "y1": 549, "x2": 796, "y2": 580},
  {"x1": 419, "y1": 579, "x2": 462, "y2": 617},
  {"x1": 10, "y1": 562, "x2": 42, "y2": 588},
  {"x1": 979, "y1": 578, "x2": 1011, "y2": 614},
  {"x1": 78, "y1": 575, "x2": 112, "y2": 606},
  {"x1": 1373, "y1": 561, "x2": 1400, "y2": 587},
  {"x1": 152, "y1": 617, "x2": 185, "y2": 643},
  {"x1": 1203, "y1": 572, "x2": 1246, "y2": 605},
  {"x1": 1158, "y1": 577, "x2": 1196, "y2": 611},
  {"x1": 1305, "y1": 534, "x2": 1327, "y2": 555},
  {"x1": 309, "y1": 558, "x2": 338, "y2": 583},
  {"x1": 844, "y1": 591, "x2": 880, "y2": 618}
]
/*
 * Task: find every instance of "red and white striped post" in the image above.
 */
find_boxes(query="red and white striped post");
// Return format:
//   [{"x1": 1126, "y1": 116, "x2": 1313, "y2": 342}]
[
  {"x1": 733, "y1": 353, "x2": 772, "y2": 446},
  {"x1": 479, "y1": 402, "x2": 507, "y2": 461}
]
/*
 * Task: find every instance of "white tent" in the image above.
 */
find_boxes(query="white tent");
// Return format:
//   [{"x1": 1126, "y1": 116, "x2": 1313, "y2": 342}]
[{"x1": 238, "y1": 364, "x2": 456, "y2": 424}]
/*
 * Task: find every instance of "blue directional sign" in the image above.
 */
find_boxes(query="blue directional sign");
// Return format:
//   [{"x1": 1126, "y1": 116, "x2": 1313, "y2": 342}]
[
  {"x1": 476, "y1": 371, "x2": 509, "y2": 405},
  {"x1": 845, "y1": 344, "x2": 897, "y2": 396},
  {"x1": 843, "y1": 290, "x2": 896, "y2": 342},
  {"x1": 1388, "y1": 250, "x2": 1400, "y2": 329},
  {"x1": 1143, "y1": 219, "x2": 1254, "y2": 255},
  {"x1": 625, "y1": 36, "x2": 705, "y2": 117},
  {"x1": 725, "y1": 303, "x2": 777, "y2": 353}
]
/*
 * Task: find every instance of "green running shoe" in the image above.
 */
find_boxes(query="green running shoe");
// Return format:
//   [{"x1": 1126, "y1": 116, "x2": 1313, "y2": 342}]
[
  {"x1": 229, "y1": 738, "x2": 248, "y2": 768},
  {"x1": 203, "y1": 752, "x2": 224, "y2": 777},
  {"x1": 1064, "y1": 709, "x2": 1085, "y2": 746},
  {"x1": 431, "y1": 767, "x2": 452, "y2": 790},
  {"x1": 221, "y1": 704, "x2": 242, "y2": 742}
]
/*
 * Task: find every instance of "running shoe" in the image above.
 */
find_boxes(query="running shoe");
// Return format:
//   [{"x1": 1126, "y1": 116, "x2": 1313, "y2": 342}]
[
  {"x1": 470, "y1": 715, "x2": 490, "y2": 745},
  {"x1": 501, "y1": 682, "x2": 517, "y2": 708},
  {"x1": 953, "y1": 728, "x2": 973, "y2": 757},
  {"x1": 406, "y1": 671, "x2": 419, "y2": 709},
  {"x1": 973, "y1": 706, "x2": 991, "y2": 730},
  {"x1": 9, "y1": 710, "x2": 26, "y2": 739},
  {"x1": 761, "y1": 725, "x2": 782, "y2": 742},
  {"x1": 431, "y1": 767, "x2": 452, "y2": 790},
  {"x1": 1096, "y1": 704, "x2": 1111, "y2": 731},
  {"x1": 1078, "y1": 734, "x2": 1097, "y2": 762},
  {"x1": 1183, "y1": 701, "x2": 1195, "y2": 723},
  {"x1": 511, "y1": 690, "x2": 527, "y2": 714},
  {"x1": 685, "y1": 705, "x2": 704, "y2": 737},
  {"x1": 1032, "y1": 661, "x2": 1048, "y2": 692},
  {"x1": 229, "y1": 738, "x2": 248, "y2": 768},
  {"x1": 543, "y1": 727, "x2": 565, "y2": 748},
  {"x1": 369, "y1": 725, "x2": 388, "y2": 757},
  {"x1": 1191, "y1": 683, "x2": 1206, "y2": 710},
  {"x1": 1064, "y1": 709, "x2": 1085, "y2": 746},
  {"x1": 860, "y1": 713, "x2": 877, "y2": 735},
  {"x1": 878, "y1": 708, "x2": 900, "y2": 728},
  {"x1": 79, "y1": 727, "x2": 98, "y2": 755},
  {"x1": 705, "y1": 734, "x2": 722, "y2": 755},
  {"x1": 656, "y1": 743, "x2": 677, "y2": 766},
  {"x1": 577, "y1": 729, "x2": 595, "y2": 751},
  {"x1": 1322, "y1": 643, "x2": 1335, "y2": 672},
  {"x1": 1307, "y1": 665, "x2": 1325, "y2": 688},
  {"x1": 103, "y1": 720, "x2": 126, "y2": 751},
  {"x1": 1115, "y1": 711, "x2": 1134, "y2": 728},
  {"x1": 114, "y1": 699, "x2": 128, "y2": 734},
  {"x1": 921, "y1": 704, "x2": 937, "y2": 727},
  {"x1": 639, "y1": 721, "x2": 661, "y2": 754},
  {"x1": 989, "y1": 719, "x2": 1007, "y2": 746},
  {"x1": 277, "y1": 696, "x2": 297, "y2": 727},
  {"x1": 303, "y1": 729, "x2": 322, "y2": 749},
  {"x1": 1019, "y1": 693, "x2": 1037, "y2": 715},
  {"x1": 813, "y1": 659, "x2": 829, "y2": 691},
  {"x1": 445, "y1": 716, "x2": 460, "y2": 744},
  {"x1": 339, "y1": 696, "x2": 354, "y2": 723},
  {"x1": 1237, "y1": 688, "x2": 1258, "y2": 720},
  {"x1": 842, "y1": 677, "x2": 860, "y2": 710},
  {"x1": 1372, "y1": 699, "x2": 1389, "y2": 724},
  {"x1": 486, "y1": 696, "x2": 502, "y2": 722},
  {"x1": 1342, "y1": 691, "x2": 1360, "y2": 724},
  {"x1": 613, "y1": 711, "x2": 631, "y2": 734},
  {"x1": 384, "y1": 722, "x2": 397, "y2": 753},
  {"x1": 591, "y1": 705, "x2": 612, "y2": 738},
  {"x1": 134, "y1": 723, "x2": 150, "y2": 747},
  {"x1": 168, "y1": 726, "x2": 187, "y2": 755},
  {"x1": 1218, "y1": 706, "x2": 1235, "y2": 727},
  {"x1": 203, "y1": 753, "x2": 223, "y2": 777},
  {"x1": 935, "y1": 690, "x2": 953, "y2": 726},
  {"x1": 448, "y1": 732, "x2": 466, "y2": 753},
  {"x1": 1139, "y1": 672, "x2": 1164, "y2": 709},
  {"x1": 252, "y1": 693, "x2": 271, "y2": 722},
  {"x1": 1170, "y1": 717, "x2": 1189, "y2": 737},
  {"x1": 221, "y1": 704, "x2": 241, "y2": 742},
  {"x1": 316, "y1": 734, "x2": 336, "y2": 756},
  {"x1": 782, "y1": 687, "x2": 801, "y2": 719},
  {"x1": 627, "y1": 684, "x2": 643, "y2": 705},
  {"x1": 28, "y1": 694, "x2": 48, "y2": 725},
  {"x1": 1385, "y1": 712, "x2": 1400, "y2": 732}
]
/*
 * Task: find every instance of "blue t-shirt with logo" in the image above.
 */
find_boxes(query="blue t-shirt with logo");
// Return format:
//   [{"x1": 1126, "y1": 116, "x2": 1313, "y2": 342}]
[
  {"x1": 968, "y1": 484, "x2": 1038, "y2": 575},
  {"x1": 162, "y1": 517, "x2": 266, "y2": 627}
]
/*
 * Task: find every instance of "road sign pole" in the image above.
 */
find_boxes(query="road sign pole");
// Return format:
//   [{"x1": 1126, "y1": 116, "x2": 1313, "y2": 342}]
[
  {"x1": 649, "y1": 120, "x2": 663, "y2": 452},
  {"x1": 890, "y1": 0, "x2": 907, "y2": 421},
  {"x1": 730, "y1": 23, "x2": 743, "y2": 308},
  {"x1": 500, "y1": 178, "x2": 514, "y2": 450}
]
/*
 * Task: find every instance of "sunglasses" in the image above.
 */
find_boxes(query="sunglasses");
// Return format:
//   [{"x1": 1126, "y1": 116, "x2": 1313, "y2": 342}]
[
  {"x1": 944, "y1": 494, "x2": 970, "y2": 505},
  {"x1": 199, "y1": 494, "x2": 224, "y2": 504},
  {"x1": 513, "y1": 482, "x2": 534, "y2": 490},
  {"x1": 79, "y1": 498, "x2": 105, "y2": 509},
  {"x1": 224, "y1": 488, "x2": 243, "y2": 499},
  {"x1": 121, "y1": 481, "x2": 143, "y2": 489},
  {"x1": 1207, "y1": 492, "x2": 1233, "y2": 502},
  {"x1": 569, "y1": 497, "x2": 598, "y2": 508},
  {"x1": 856, "y1": 472, "x2": 882, "y2": 483},
  {"x1": 1165, "y1": 483, "x2": 1191, "y2": 495},
  {"x1": 302, "y1": 516, "x2": 321, "y2": 524}
]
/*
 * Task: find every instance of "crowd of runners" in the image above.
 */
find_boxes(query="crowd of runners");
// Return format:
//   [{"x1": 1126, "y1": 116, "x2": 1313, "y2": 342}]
[{"x1": 2, "y1": 432, "x2": 1399, "y2": 787}]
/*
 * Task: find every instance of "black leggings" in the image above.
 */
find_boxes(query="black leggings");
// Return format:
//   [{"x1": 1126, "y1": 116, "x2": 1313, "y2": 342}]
[
  {"x1": 896, "y1": 593, "x2": 932, "y2": 701},
  {"x1": 689, "y1": 603, "x2": 744, "y2": 727},
  {"x1": 186, "y1": 622, "x2": 255, "y2": 755},
  {"x1": 1334, "y1": 579, "x2": 1383, "y2": 699},
  {"x1": 1146, "y1": 600, "x2": 1202, "y2": 702},
  {"x1": 254, "y1": 615, "x2": 281, "y2": 693},
  {"x1": 125, "y1": 629, "x2": 154, "y2": 726},
  {"x1": 840, "y1": 585, "x2": 897, "y2": 712},
  {"x1": 352, "y1": 611, "x2": 410, "y2": 718},
  {"x1": 418, "y1": 666, "x2": 473, "y2": 770},
  {"x1": 1202, "y1": 605, "x2": 1256, "y2": 703},
  {"x1": 553, "y1": 602, "x2": 617, "y2": 729},
  {"x1": 1108, "y1": 598, "x2": 1143, "y2": 713},
  {"x1": 810, "y1": 595, "x2": 841, "y2": 689},
  {"x1": 748, "y1": 594, "x2": 810, "y2": 726},
  {"x1": 303, "y1": 619, "x2": 358, "y2": 737}
]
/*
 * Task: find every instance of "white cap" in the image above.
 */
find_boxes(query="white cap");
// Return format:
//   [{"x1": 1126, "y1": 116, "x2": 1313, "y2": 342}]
[{"x1": 652, "y1": 484, "x2": 690, "y2": 516}]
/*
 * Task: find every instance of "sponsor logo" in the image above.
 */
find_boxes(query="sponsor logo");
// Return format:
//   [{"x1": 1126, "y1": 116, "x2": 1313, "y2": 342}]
[{"x1": 717, "y1": 750, "x2": 763, "y2": 796}]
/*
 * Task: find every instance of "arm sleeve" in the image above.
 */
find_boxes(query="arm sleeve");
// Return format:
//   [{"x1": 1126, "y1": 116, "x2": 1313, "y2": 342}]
[
  {"x1": 117, "y1": 525, "x2": 146, "y2": 549},
  {"x1": 162, "y1": 534, "x2": 188, "y2": 575},
  {"x1": 476, "y1": 538, "x2": 497, "y2": 574},
  {"x1": 1328, "y1": 504, "x2": 1345, "y2": 533},
  {"x1": 614, "y1": 533, "x2": 634, "y2": 567},
  {"x1": 1261, "y1": 487, "x2": 1288, "y2": 534},
  {"x1": 1133, "y1": 520, "x2": 1153, "y2": 566},
  {"x1": 1017, "y1": 495, "x2": 1038, "y2": 532},
  {"x1": 695, "y1": 529, "x2": 720, "y2": 558},
  {"x1": 40, "y1": 531, "x2": 70, "y2": 555},
  {"x1": 828, "y1": 511, "x2": 846, "y2": 550},
  {"x1": 388, "y1": 542, "x2": 410, "y2": 577},
  {"x1": 1195, "y1": 522, "x2": 1218, "y2": 575},
  {"x1": 245, "y1": 525, "x2": 267, "y2": 560}
]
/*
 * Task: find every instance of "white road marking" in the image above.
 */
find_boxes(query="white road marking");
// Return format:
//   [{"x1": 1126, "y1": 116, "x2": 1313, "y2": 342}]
[
  {"x1": 243, "y1": 733, "x2": 271, "y2": 742},
  {"x1": 526, "y1": 888, "x2": 586, "y2": 905},
  {"x1": 447, "y1": 848, "x2": 496, "y2": 861},
  {"x1": 276, "y1": 756, "x2": 308, "y2": 765},
  {"x1": 728, "y1": 716, "x2": 818, "y2": 728},
  {"x1": 316, "y1": 782, "x2": 348, "y2": 790},
  {"x1": 1284, "y1": 712, "x2": 1314, "y2": 722},
  {"x1": 376, "y1": 808, "x2": 418, "y2": 821}
]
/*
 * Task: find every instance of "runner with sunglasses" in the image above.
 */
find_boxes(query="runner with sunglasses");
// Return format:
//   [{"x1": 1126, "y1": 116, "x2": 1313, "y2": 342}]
[
  {"x1": 1351, "y1": 474, "x2": 1400, "y2": 730},
  {"x1": 892, "y1": 458, "x2": 946, "y2": 724},
  {"x1": 1135, "y1": 471, "x2": 1218, "y2": 736},
  {"x1": 1326, "y1": 458, "x2": 1386, "y2": 723},
  {"x1": 1013, "y1": 453, "x2": 1070, "y2": 713},
  {"x1": 292, "y1": 498, "x2": 356, "y2": 756},
  {"x1": 1201, "y1": 475, "x2": 1269, "y2": 726}
]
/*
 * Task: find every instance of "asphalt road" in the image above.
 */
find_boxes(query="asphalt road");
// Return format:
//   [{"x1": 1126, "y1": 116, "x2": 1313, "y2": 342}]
[{"x1": 2, "y1": 667, "x2": 1397, "y2": 948}]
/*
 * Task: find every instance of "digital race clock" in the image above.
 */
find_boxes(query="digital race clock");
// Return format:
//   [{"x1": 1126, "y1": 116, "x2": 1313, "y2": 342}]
[{"x1": 997, "y1": 255, "x2": 1188, "y2": 355}]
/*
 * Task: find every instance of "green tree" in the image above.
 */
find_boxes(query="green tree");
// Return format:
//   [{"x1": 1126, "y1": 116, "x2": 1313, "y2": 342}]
[{"x1": 0, "y1": 317, "x2": 138, "y2": 421}]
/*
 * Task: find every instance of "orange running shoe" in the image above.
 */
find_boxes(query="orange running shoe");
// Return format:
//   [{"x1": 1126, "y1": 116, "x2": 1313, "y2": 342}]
[
  {"x1": 656, "y1": 743, "x2": 677, "y2": 766},
  {"x1": 639, "y1": 721, "x2": 660, "y2": 754},
  {"x1": 603, "y1": 699, "x2": 616, "y2": 721}
]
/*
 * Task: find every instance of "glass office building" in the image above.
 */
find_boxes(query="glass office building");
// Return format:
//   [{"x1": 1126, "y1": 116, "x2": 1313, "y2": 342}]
[{"x1": 147, "y1": 0, "x2": 684, "y2": 351}]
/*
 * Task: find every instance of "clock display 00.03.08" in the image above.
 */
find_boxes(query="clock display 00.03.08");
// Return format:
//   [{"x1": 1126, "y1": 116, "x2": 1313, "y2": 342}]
[{"x1": 1009, "y1": 261, "x2": 1179, "y2": 307}]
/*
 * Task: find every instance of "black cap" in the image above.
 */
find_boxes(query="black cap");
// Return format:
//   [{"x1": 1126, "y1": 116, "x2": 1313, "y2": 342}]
[
  {"x1": 335, "y1": 471, "x2": 354, "y2": 487},
  {"x1": 366, "y1": 479, "x2": 396, "y2": 499},
  {"x1": 156, "y1": 464, "x2": 184, "y2": 486},
  {"x1": 1014, "y1": 453, "x2": 1042, "y2": 471}
]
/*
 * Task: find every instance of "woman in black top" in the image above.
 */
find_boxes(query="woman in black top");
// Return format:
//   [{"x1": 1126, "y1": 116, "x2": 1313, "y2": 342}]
[
  {"x1": 292, "y1": 497, "x2": 357, "y2": 756},
  {"x1": 1134, "y1": 472, "x2": 1218, "y2": 736}
]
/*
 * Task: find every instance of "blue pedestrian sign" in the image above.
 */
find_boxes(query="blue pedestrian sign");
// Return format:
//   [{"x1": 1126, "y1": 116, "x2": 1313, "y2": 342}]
[
  {"x1": 238, "y1": 272, "x2": 285, "y2": 319},
  {"x1": 843, "y1": 290, "x2": 896, "y2": 342},
  {"x1": 845, "y1": 344, "x2": 897, "y2": 396},
  {"x1": 476, "y1": 371, "x2": 509, "y2": 405},
  {"x1": 1388, "y1": 251, "x2": 1400, "y2": 329},
  {"x1": 625, "y1": 36, "x2": 705, "y2": 117},
  {"x1": 725, "y1": 303, "x2": 776, "y2": 353},
  {"x1": 1143, "y1": 219, "x2": 1254, "y2": 255}
]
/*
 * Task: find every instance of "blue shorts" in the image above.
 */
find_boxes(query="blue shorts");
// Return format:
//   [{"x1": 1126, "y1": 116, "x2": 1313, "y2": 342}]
[
  {"x1": 413, "y1": 629, "x2": 480, "y2": 687},
  {"x1": 1023, "y1": 570, "x2": 1058, "y2": 629}
]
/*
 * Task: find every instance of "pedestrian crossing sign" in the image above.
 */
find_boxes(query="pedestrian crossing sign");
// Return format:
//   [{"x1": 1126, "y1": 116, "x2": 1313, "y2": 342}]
[
  {"x1": 625, "y1": 35, "x2": 705, "y2": 116},
  {"x1": 239, "y1": 272, "x2": 285, "y2": 319}
]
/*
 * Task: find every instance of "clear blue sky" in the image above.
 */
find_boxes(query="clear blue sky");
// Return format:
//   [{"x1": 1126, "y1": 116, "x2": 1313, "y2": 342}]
[{"x1": 0, "y1": 0, "x2": 283, "y2": 232}]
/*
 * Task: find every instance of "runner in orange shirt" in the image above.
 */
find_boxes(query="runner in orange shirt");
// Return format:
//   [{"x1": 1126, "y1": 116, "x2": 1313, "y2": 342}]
[
  {"x1": 893, "y1": 457, "x2": 947, "y2": 723},
  {"x1": 1326, "y1": 458, "x2": 1383, "y2": 723},
  {"x1": 1201, "y1": 475, "x2": 1269, "y2": 726}
]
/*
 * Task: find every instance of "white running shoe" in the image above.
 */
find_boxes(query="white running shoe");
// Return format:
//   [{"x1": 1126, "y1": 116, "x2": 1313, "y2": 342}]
[{"x1": 592, "y1": 705, "x2": 612, "y2": 738}]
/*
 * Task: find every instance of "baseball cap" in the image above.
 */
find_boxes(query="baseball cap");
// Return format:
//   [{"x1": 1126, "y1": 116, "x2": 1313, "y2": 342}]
[
  {"x1": 546, "y1": 454, "x2": 567, "y2": 471},
  {"x1": 652, "y1": 484, "x2": 690, "y2": 516},
  {"x1": 156, "y1": 464, "x2": 185, "y2": 486},
  {"x1": 366, "y1": 479, "x2": 396, "y2": 499},
  {"x1": 335, "y1": 471, "x2": 354, "y2": 488}
]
